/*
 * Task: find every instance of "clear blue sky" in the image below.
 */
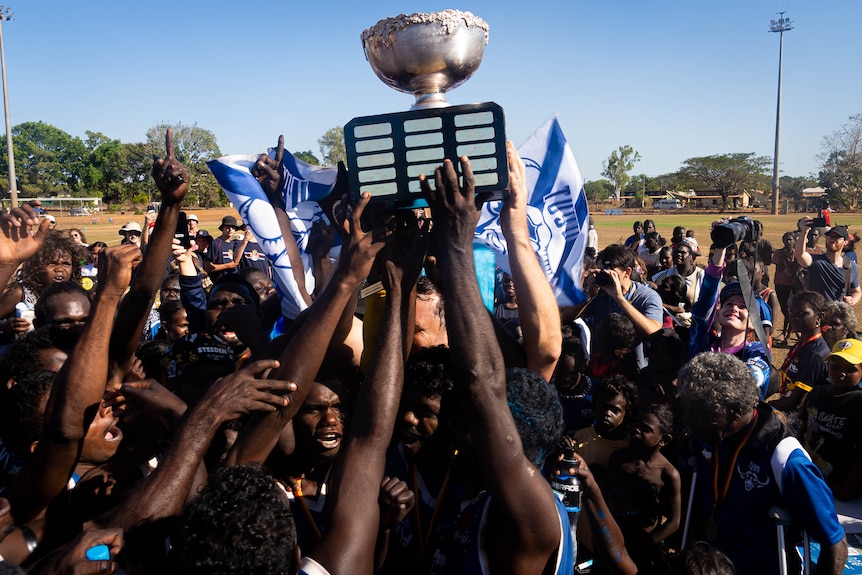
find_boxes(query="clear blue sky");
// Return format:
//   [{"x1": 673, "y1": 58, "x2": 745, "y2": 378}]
[{"x1": 3, "y1": 0, "x2": 859, "y2": 182}]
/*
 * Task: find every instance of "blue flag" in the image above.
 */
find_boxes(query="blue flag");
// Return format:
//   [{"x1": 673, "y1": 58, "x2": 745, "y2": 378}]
[
  {"x1": 207, "y1": 152, "x2": 338, "y2": 319},
  {"x1": 474, "y1": 117, "x2": 588, "y2": 306}
]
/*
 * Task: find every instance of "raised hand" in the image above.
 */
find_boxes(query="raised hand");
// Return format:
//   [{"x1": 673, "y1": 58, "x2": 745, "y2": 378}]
[
  {"x1": 251, "y1": 135, "x2": 286, "y2": 209},
  {"x1": 382, "y1": 212, "x2": 429, "y2": 292},
  {"x1": 339, "y1": 192, "x2": 392, "y2": 285},
  {"x1": 0, "y1": 201, "x2": 51, "y2": 268},
  {"x1": 419, "y1": 157, "x2": 484, "y2": 252},
  {"x1": 198, "y1": 359, "x2": 297, "y2": 424},
  {"x1": 151, "y1": 128, "x2": 190, "y2": 206},
  {"x1": 500, "y1": 141, "x2": 528, "y2": 237},
  {"x1": 96, "y1": 244, "x2": 143, "y2": 296},
  {"x1": 112, "y1": 380, "x2": 188, "y2": 427},
  {"x1": 378, "y1": 476, "x2": 414, "y2": 531}
]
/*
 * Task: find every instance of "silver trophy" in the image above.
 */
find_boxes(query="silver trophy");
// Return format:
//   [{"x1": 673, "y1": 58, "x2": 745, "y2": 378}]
[
  {"x1": 361, "y1": 10, "x2": 489, "y2": 110},
  {"x1": 347, "y1": 10, "x2": 507, "y2": 208}
]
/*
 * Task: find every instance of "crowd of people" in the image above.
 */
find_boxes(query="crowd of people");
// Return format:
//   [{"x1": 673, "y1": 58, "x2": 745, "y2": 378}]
[{"x1": 0, "y1": 131, "x2": 856, "y2": 575}]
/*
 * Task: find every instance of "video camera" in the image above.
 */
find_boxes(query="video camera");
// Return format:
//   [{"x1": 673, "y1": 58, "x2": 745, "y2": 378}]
[{"x1": 710, "y1": 216, "x2": 756, "y2": 249}]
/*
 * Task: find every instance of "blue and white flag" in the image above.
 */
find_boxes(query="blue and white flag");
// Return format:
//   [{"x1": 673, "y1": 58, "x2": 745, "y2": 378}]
[
  {"x1": 207, "y1": 152, "x2": 338, "y2": 319},
  {"x1": 474, "y1": 117, "x2": 588, "y2": 306}
]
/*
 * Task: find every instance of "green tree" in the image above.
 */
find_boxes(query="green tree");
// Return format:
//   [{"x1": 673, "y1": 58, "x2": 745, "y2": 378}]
[
  {"x1": 779, "y1": 175, "x2": 818, "y2": 203},
  {"x1": 584, "y1": 179, "x2": 614, "y2": 203},
  {"x1": 318, "y1": 126, "x2": 346, "y2": 167},
  {"x1": 294, "y1": 150, "x2": 320, "y2": 165},
  {"x1": 601, "y1": 145, "x2": 641, "y2": 202},
  {"x1": 818, "y1": 114, "x2": 862, "y2": 209},
  {"x1": 83, "y1": 137, "x2": 153, "y2": 206},
  {"x1": 677, "y1": 153, "x2": 770, "y2": 210},
  {"x1": 0, "y1": 121, "x2": 87, "y2": 197},
  {"x1": 146, "y1": 122, "x2": 224, "y2": 207}
]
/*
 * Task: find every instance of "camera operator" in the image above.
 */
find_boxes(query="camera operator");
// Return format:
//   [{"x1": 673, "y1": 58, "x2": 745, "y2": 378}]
[
  {"x1": 795, "y1": 218, "x2": 861, "y2": 306},
  {"x1": 583, "y1": 245, "x2": 663, "y2": 369}
]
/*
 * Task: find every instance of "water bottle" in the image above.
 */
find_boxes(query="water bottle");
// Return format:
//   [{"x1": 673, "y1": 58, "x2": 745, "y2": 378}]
[{"x1": 551, "y1": 446, "x2": 582, "y2": 566}]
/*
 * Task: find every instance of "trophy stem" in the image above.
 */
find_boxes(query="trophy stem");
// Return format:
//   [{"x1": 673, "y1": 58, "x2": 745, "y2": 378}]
[{"x1": 412, "y1": 93, "x2": 451, "y2": 110}]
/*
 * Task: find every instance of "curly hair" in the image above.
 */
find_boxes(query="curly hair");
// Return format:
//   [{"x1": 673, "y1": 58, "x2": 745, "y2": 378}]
[
  {"x1": 668, "y1": 541, "x2": 735, "y2": 575},
  {"x1": 0, "y1": 370, "x2": 55, "y2": 456},
  {"x1": 170, "y1": 465, "x2": 297, "y2": 575},
  {"x1": 136, "y1": 340, "x2": 170, "y2": 381},
  {"x1": 33, "y1": 280, "x2": 90, "y2": 328},
  {"x1": 792, "y1": 291, "x2": 827, "y2": 319},
  {"x1": 405, "y1": 345, "x2": 454, "y2": 398},
  {"x1": 158, "y1": 299, "x2": 186, "y2": 325},
  {"x1": 416, "y1": 276, "x2": 445, "y2": 324},
  {"x1": 0, "y1": 327, "x2": 62, "y2": 387},
  {"x1": 594, "y1": 374, "x2": 639, "y2": 415},
  {"x1": 823, "y1": 300, "x2": 858, "y2": 348},
  {"x1": 677, "y1": 352, "x2": 758, "y2": 423},
  {"x1": 641, "y1": 403, "x2": 674, "y2": 436},
  {"x1": 18, "y1": 231, "x2": 88, "y2": 296},
  {"x1": 595, "y1": 312, "x2": 634, "y2": 352},
  {"x1": 506, "y1": 367, "x2": 565, "y2": 467}
]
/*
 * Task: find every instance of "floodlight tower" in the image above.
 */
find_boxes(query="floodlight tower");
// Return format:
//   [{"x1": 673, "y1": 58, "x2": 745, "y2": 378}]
[
  {"x1": 0, "y1": 6, "x2": 15, "y2": 208},
  {"x1": 769, "y1": 12, "x2": 792, "y2": 216}
]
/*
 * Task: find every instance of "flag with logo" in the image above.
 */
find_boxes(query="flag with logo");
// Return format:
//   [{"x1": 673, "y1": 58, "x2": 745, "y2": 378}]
[
  {"x1": 474, "y1": 117, "x2": 588, "y2": 306},
  {"x1": 207, "y1": 152, "x2": 338, "y2": 319}
]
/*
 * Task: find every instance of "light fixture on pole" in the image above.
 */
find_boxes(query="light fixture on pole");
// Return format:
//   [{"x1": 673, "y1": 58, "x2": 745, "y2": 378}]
[{"x1": 769, "y1": 12, "x2": 792, "y2": 216}]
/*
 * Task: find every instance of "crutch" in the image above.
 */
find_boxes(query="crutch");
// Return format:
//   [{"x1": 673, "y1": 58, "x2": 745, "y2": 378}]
[
  {"x1": 770, "y1": 505, "x2": 810, "y2": 575},
  {"x1": 681, "y1": 457, "x2": 698, "y2": 549}
]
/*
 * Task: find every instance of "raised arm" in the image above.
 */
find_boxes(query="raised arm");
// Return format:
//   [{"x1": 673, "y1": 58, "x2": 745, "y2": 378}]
[
  {"x1": 227, "y1": 193, "x2": 389, "y2": 465},
  {"x1": 795, "y1": 217, "x2": 814, "y2": 268},
  {"x1": 9, "y1": 245, "x2": 141, "y2": 523},
  {"x1": 0, "y1": 202, "x2": 51, "y2": 319},
  {"x1": 109, "y1": 129, "x2": 188, "y2": 378},
  {"x1": 101, "y1": 360, "x2": 294, "y2": 530},
  {"x1": 310, "y1": 215, "x2": 425, "y2": 575},
  {"x1": 500, "y1": 142, "x2": 561, "y2": 381},
  {"x1": 251, "y1": 135, "x2": 313, "y2": 306},
  {"x1": 421, "y1": 157, "x2": 561, "y2": 573}
]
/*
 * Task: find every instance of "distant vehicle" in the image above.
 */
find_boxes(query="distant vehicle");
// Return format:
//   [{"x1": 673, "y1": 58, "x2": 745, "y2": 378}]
[
  {"x1": 654, "y1": 199, "x2": 683, "y2": 210},
  {"x1": 69, "y1": 207, "x2": 90, "y2": 216}
]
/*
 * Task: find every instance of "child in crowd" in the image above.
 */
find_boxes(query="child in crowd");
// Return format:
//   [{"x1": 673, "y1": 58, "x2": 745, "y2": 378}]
[
  {"x1": 657, "y1": 246, "x2": 673, "y2": 274},
  {"x1": 684, "y1": 229, "x2": 699, "y2": 254},
  {"x1": 553, "y1": 325, "x2": 594, "y2": 435},
  {"x1": 656, "y1": 275, "x2": 690, "y2": 332},
  {"x1": 798, "y1": 338, "x2": 862, "y2": 500},
  {"x1": 572, "y1": 374, "x2": 639, "y2": 557},
  {"x1": 606, "y1": 403, "x2": 681, "y2": 573},
  {"x1": 573, "y1": 374, "x2": 638, "y2": 474},
  {"x1": 588, "y1": 313, "x2": 637, "y2": 383},
  {"x1": 770, "y1": 291, "x2": 830, "y2": 423}
]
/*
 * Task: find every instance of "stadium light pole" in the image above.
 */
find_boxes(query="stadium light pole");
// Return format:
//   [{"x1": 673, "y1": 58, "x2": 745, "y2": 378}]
[
  {"x1": 769, "y1": 12, "x2": 792, "y2": 216},
  {"x1": 0, "y1": 6, "x2": 16, "y2": 208}
]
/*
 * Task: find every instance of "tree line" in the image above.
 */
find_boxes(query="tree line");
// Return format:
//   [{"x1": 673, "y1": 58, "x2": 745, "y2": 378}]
[
  {"x1": 0, "y1": 122, "x2": 347, "y2": 208},
  {"x1": 589, "y1": 113, "x2": 862, "y2": 210},
  {"x1": 0, "y1": 115, "x2": 856, "y2": 211}
]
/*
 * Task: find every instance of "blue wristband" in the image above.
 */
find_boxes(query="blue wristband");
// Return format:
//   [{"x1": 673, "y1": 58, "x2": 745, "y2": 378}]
[{"x1": 86, "y1": 544, "x2": 110, "y2": 561}]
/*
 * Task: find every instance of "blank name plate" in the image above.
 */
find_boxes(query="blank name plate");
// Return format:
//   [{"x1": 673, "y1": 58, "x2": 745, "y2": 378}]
[{"x1": 345, "y1": 102, "x2": 508, "y2": 209}]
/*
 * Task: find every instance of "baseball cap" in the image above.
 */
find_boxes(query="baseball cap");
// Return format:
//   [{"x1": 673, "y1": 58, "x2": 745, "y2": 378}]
[
  {"x1": 719, "y1": 281, "x2": 743, "y2": 305},
  {"x1": 826, "y1": 225, "x2": 849, "y2": 240},
  {"x1": 187, "y1": 213, "x2": 198, "y2": 222},
  {"x1": 165, "y1": 333, "x2": 236, "y2": 385},
  {"x1": 827, "y1": 339, "x2": 862, "y2": 365},
  {"x1": 45, "y1": 215, "x2": 56, "y2": 223}
]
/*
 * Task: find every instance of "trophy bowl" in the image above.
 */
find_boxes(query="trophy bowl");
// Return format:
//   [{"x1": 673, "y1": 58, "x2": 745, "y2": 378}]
[{"x1": 361, "y1": 10, "x2": 489, "y2": 109}]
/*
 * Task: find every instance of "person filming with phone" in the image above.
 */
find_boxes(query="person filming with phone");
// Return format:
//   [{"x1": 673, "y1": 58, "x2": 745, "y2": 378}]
[{"x1": 795, "y1": 217, "x2": 861, "y2": 306}]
